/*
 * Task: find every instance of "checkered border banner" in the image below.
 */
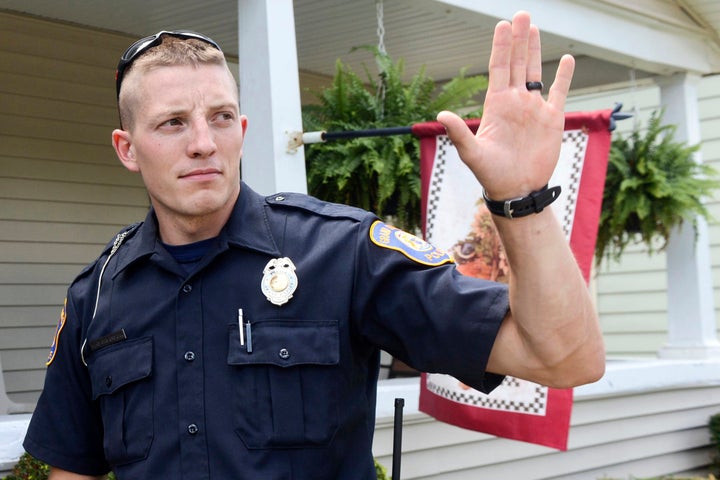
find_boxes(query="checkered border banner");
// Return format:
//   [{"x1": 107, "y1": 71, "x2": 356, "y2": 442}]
[{"x1": 425, "y1": 374, "x2": 548, "y2": 416}]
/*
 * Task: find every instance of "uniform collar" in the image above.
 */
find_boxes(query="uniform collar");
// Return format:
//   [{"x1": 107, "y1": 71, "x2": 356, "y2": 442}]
[
  {"x1": 112, "y1": 182, "x2": 281, "y2": 277},
  {"x1": 221, "y1": 182, "x2": 282, "y2": 257}
]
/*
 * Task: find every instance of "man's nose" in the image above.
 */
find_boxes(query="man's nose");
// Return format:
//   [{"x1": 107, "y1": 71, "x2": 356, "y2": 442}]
[{"x1": 187, "y1": 121, "x2": 217, "y2": 158}]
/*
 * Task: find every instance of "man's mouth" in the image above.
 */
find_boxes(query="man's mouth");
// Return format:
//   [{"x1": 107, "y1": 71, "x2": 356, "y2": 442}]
[{"x1": 180, "y1": 168, "x2": 222, "y2": 181}]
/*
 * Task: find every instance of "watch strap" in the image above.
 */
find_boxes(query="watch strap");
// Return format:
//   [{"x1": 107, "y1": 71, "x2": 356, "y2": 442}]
[{"x1": 483, "y1": 184, "x2": 561, "y2": 219}]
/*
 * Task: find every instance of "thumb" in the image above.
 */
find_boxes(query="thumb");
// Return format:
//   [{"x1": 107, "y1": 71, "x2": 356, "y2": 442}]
[{"x1": 436, "y1": 111, "x2": 478, "y2": 162}]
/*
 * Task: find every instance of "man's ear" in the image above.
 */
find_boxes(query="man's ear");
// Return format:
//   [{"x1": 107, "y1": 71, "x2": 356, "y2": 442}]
[
  {"x1": 112, "y1": 129, "x2": 140, "y2": 172},
  {"x1": 241, "y1": 115, "x2": 248, "y2": 136}
]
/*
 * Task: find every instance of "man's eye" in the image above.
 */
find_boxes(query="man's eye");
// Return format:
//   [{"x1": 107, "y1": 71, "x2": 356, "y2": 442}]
[{"x1": 162, "y1": 118, "x2": 182, "y2": 127}]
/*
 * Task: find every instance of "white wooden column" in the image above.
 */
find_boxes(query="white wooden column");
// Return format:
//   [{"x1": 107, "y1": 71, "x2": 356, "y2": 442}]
[
  {"x1": 237, "y1": 0, "x2": 307, "y2": 195},
  {"x1": 657, "y1": 72, "x2": 720, "y2": 359}
]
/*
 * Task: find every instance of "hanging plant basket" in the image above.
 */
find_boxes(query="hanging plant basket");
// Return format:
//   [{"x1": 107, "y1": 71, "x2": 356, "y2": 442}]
[
  {"x1": 595, "y1": 109, "x2": 720, "y2": 264},
  {"x1": 302, "y1": 47, "x2": 487, "y2": 233}
]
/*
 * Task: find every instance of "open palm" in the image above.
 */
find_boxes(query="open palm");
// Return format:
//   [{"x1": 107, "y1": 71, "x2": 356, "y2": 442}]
[{"x1": 438, "y1": 11, "x2": 575, "y2": 201}]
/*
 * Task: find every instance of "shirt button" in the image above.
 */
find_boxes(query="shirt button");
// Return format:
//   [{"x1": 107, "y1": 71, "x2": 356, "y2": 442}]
[
  {"x1": 278, "y1": 348, "x2": 290, "y2": 360},
  {"x1": 187, "y1": 424, "x2": 199, "y2": 435},
  {"x1": 184, "y1": 351, "x2": 196, "y2": 362},
  {"x1": 182, "y1": 284, "x2": 193, "y2": 293},
  {"x1": 105, "y1": 376, "x2": 112, "y2": 388}
]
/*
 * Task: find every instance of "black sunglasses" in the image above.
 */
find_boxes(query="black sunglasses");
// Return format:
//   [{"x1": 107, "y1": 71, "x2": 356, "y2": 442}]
[{"x1": 115, "y1": 30, "x2": 222, "y2": 99}]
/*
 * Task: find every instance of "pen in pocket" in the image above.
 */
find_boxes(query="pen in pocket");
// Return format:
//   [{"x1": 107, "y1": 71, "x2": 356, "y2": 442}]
[
  {"x1": 245, "y1": 321, "x2": 253, "y2": 354},
  {"x1": 238, "y1": 308, "x2": 244, "y2": 346},
  {"x1": 237, "y1": 308, "x2": 252, "y2": 353}
]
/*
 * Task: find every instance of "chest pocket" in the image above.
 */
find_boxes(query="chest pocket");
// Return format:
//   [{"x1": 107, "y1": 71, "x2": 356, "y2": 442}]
[
  {"x1": 227, "y1": 320, "x2": 340, "y2": 449},
  {"x1": 88, "y1": 337, "x2": 154, "y2": 465}
]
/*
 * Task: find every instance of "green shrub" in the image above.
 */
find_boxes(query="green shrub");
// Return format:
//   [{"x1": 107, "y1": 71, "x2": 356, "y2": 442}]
[
  {"x1": 375, "y1": 458, "x2": 389, "y2": 480},
  {"x1": 599, "y1": 476, "x2": 716, "y2": 479},
  {"x1": 3, "y1": 454, "x2": 386, "y2": 479},
  {"x1": 1, "y1": 454, "x2": 116, "y2": 480},
  {"x1": 711, "y1": 412, "x2": 720, "y2": 476},
  {"x1": 2, "y1": 453, "x2": 48, "y2": 480}
]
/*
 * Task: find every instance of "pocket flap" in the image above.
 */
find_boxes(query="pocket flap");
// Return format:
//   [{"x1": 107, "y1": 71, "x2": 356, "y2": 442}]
[
  {"x1": 88, "y1": 337, "x2": 153, "y2": 399},
  {"x1": 227, "y1": 320, "x2": 339, "y2": 367}
]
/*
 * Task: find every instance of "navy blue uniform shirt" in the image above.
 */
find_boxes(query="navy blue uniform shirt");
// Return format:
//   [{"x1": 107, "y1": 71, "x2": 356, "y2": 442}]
[{"x1": 24, "y1": 183, "x2": 508, "y2": 479}]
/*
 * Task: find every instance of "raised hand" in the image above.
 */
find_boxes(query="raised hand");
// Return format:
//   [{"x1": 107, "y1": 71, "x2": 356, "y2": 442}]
[{"x1": 438, "y1": 11, "x2": 575, "y2": 201}]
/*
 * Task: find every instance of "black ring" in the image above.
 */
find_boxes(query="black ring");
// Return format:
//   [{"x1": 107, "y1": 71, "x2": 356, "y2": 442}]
[{"x1": 525, "y1": 81, "x2": 544, "y2": 91}]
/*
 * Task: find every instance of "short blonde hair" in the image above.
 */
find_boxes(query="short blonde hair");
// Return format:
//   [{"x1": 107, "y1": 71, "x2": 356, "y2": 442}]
[{"x1": 118, "y1": 35, "x2": 233, "y2": 130}]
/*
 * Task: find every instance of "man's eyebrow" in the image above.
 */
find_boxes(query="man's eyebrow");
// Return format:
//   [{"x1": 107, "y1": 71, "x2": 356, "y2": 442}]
[
  {"x1": 150, "y1": 101, "x2": 239, "y2": 121},
  {"x1": 148, "y1": 106, "x2": 189, "y2": 120},
  {"x1": 211, "y1": 102, "x2": 240, "y2": 112},
  {"x1": 164, "y1": 109, "x2": 189, "y2": 117}
]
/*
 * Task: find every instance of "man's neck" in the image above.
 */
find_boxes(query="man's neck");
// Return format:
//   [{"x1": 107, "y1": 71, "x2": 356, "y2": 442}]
[
  {"x1": 155, "y1": 201, "x2": 237, "y2": 246},
  {"x1": 158, "y1": 217, "x2": 223, "y2": 245}
]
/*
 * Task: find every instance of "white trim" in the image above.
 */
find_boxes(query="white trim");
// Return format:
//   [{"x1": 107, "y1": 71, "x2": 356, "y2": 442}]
[
  {"x1": 434, "y1": 0, "x2": 720, "y2": 75},
  {"x1": 237, "y1": 0, "x2": 307, "y2": 195},
  {"x1": 375, "y1": 358, "x2": 720, "y2": 419},
  {"x1": 0, "y1": 414, "x2": 31, "y2": 473}
]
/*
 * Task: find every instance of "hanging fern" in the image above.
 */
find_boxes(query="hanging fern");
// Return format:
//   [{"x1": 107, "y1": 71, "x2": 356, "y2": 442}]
[
  {"x1": 303, "y1": 47, "x2": 486, "y2": 232},
  {"x1": 596, "y1": 110, "x2": 720, "y2": 263}
]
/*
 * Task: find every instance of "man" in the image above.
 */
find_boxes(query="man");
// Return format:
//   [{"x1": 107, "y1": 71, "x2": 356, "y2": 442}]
[{"x1": 23, "y1": 10, "x2": 604, "y2": 480}]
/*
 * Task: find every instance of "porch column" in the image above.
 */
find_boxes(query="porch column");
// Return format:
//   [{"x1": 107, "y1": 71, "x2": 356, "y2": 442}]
[
  {"x1": 657, "y1": 72, "x2": 720, "y2": 359},
  {"x1": 237, "y1": 0, "x2": 307, "y2": 195}
]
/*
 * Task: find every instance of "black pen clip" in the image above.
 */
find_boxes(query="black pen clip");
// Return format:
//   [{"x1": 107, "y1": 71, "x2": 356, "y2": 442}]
[{"x1": 245, "y1": 321, "x2": 253, "y2": 354}]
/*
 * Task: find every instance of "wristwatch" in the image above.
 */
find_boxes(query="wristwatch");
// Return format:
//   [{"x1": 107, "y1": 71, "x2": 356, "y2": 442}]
[{"x1": 482, "y1": 184, "x2": 561, "y2": 219}]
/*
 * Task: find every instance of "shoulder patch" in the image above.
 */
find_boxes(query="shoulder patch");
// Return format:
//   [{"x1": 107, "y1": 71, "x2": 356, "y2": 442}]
[
  {"x1": 46, "y1": 299, "x2": 67, "y2": 366},
  {"x1": 369, "y1": 220, "x2": 453, "y2": 266}
]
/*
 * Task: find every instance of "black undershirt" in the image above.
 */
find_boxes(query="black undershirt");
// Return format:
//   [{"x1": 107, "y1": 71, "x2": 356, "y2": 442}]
[{"x1": 162, "y1": 237, "x2": 216, "y2": 274}]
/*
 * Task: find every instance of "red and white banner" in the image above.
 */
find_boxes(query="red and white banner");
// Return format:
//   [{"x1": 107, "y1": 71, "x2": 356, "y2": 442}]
[{"x1": 413, "y1": 111, "x2": 612, "y2": 450}]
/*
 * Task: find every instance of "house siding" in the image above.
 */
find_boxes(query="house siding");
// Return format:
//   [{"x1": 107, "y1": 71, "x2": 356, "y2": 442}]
[
  {"x1": 0, "y1": 13, "x2": 149, "y2": 404},
  {"x1": 373, "y1": 371, "x2": 720, "y2": 479}
]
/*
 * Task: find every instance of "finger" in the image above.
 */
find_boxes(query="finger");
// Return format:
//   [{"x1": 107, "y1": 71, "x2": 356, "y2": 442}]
[
  {"x1": 487, "y1": 20, "x2": 512, "y2": 93},
  {"x1": 547, "y1": 54, "x2": 575, "y2": 111},
  {"x1": 526, "y1": 24, "x2": 542, "y2": 91},
  {"x1": 509, "y1": 11, "x2": 531, "y2": 88},
  {"x1": 437, "y1": 110, "x2": 480, "y2": 165}
]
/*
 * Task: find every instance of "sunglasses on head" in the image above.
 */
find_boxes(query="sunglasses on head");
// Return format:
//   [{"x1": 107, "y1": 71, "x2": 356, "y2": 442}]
[{"x1": 115, "y1": 30, "x2": 222, "y2": 99}]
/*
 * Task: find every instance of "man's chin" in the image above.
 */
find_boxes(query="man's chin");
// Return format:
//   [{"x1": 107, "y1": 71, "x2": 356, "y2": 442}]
[{"x1": 182, "y1": 191, "x2": 237, "y2": 216}]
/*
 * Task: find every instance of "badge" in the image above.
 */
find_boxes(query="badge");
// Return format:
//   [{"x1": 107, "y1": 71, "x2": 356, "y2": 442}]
[
  {"x1": 261, "y1": 257, "x2": 298, "y2": 306},
  {"x1": 369, "y1": 220, "x2": 453, "y2": 266}
]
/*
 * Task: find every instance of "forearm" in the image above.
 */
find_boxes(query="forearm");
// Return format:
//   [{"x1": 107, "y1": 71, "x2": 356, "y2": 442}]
[
  {"x1": 438, "y1": 12, "x2": 604, "y2": 387},
  {"x1": 489, "y1": 207, "x2": 605, "y2": 387}
]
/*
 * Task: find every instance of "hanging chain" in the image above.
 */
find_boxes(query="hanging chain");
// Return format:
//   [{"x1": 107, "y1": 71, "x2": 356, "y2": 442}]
[
  {"x1": 376, "y1": 0, "x2": 386, "y2": 55},
  {"x1": 375, "y1": 0, "x2": 387, "y2": 120},
  {"x1": 629, "y1": 68, "x2": 640, "y2": 131}
]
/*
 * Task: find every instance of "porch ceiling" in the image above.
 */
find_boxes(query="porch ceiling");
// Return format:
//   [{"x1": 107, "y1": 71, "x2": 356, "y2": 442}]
[{"x1": 1, "y1": 0, "x2": 719, "y2": 91}]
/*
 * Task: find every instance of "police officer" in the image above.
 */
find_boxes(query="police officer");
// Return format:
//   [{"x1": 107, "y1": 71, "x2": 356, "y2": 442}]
[{"x1": 23, "y1": 11, "x2": 604, "y2": 480}]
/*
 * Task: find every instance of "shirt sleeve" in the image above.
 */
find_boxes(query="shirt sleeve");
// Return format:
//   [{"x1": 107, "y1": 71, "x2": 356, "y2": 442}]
[
  {"x1": 23, "y1": 287, "x2": 110, "y2": 476},
  {"x1": 352, "y1": 218, "x2": 509, "y2": 393}
]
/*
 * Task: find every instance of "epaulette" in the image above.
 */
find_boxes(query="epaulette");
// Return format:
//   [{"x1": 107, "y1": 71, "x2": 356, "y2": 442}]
[
  {"x1": 72, "y1": 222, "x2": 143, "y2": 282},
  {"x1": 265, "y1": 192, "x2": 371, "y2": 223},
  {"x1": 100, "y1": 222, "x2": 143, "y2": 254}
]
